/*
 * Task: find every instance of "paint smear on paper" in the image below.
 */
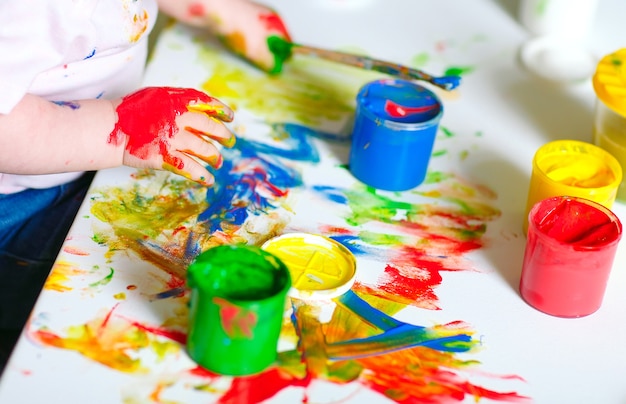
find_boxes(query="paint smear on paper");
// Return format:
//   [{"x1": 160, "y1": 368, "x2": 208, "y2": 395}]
[
  {"x1": 196, "y1": 42, "x2": 380, "y2": 126},
  {"x1": 30, "y1": 307, "x2": 181, "y2": 373},
  {"x1": 45, "y1": 261, "x2": 87, "y2": 292},
  {"x1": 32, "y1": 33, "x2": 528, "y2": 403},
  {"x1": 314, "y1": 172, "x2": 500, "y2": 310}
]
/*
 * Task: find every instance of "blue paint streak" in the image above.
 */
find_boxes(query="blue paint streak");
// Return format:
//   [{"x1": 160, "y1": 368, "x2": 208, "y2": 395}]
[
  {"x1": 197, "y1": 123, "x2": 326, "y2": 233},
  {"x1": 52, "y1": 100, "x2": 80, "y2": 109},
  {"x1": 312, "y1": 185, "x2": 348, "y2": 204},
  {"x1": 273, "y1": 123, "x2": 351, "y2": 144},
  {"x1": 330, "y1": 235, "x2": 381, "y2": 256},
  {"x1": 326, "y1": 326, "x2": 473, "y2": 360},
  {"x1": 329, "y1": 290, "x2": 473, "y2": 360},
  {"x1": 84, "y1": 48, "x2": 96, "y2": 59}
]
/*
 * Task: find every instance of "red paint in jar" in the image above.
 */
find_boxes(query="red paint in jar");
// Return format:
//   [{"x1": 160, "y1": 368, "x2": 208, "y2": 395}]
[{"x1": 520, "y1": 196, "x2": 622, "y2": 317}]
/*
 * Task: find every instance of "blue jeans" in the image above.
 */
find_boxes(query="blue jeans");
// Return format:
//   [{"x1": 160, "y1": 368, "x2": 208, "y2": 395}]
[{"x1": 0, "y1": 172, "x2": 94, "y2": 330}]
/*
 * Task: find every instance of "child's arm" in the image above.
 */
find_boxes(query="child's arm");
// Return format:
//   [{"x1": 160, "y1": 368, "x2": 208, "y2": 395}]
[
  {"x1": 0, "y1": 87, "x2": 235, "y2": 186},
  {"x1": 156, "y1": 0, "x2": 292, "y2": 73}
]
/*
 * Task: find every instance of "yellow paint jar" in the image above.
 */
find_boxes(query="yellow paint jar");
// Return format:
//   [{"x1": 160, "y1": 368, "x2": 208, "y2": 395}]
[
  {"x1": 593, "y1": 48, "x2": 626, "y2": 201},
  {"x1": 261, "y1": 233, "x2": 357, "y2": 301},
  {"x1": 524, "y1": 139, "x2": 622, "y2": 233}
]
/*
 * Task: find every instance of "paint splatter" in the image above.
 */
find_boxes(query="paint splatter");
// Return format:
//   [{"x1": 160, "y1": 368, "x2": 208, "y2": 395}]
[{"x1": 45, "y1": 261, "x2": 87, "y2": 292}]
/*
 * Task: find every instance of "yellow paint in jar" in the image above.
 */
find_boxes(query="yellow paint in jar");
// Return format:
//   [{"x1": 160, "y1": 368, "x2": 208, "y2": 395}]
[
  {"x1": 541, "y1": 154, "x2": 616, "y2": 187},
  {"x1": 261, "y1": 233, "x2": 357, "y2": 301},
  {"x1": 592, "y1": 48, "x2": 626, "y2": 201},
  {"x1": 524, "y1": 139, "x2": 622, "y2": 233}
]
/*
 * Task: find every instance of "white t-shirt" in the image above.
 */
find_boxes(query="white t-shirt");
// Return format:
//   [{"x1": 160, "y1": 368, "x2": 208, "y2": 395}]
[{"x1": 0, "y1": 0, "x2": 159, "y2": 193}]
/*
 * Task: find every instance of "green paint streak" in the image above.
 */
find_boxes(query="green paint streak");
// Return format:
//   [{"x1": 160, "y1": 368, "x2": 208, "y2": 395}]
[
  {"x1": 440, "y1": 126, "x2": 455, "y2": 138},
  {"x1": 92, "y1": 232, "x2": 108, "y2": 245},
  {"x1": 410, "y1": 52, "x2": 430, "y2": 68},
  {"x1": 423, "y1": 171, "x2": 454, "y2": 184},
  {"x1": 266, "y1": 36, "x2": 293, "y2": 74},
  {"x1": 536, "y1": 0, "x2": 549, "y2": 15},
  {"x1": 358, "y1": 231, "x2": 404, "y2": 247},
  {"x1": 432, "y1": 149, "x2": 447, "y2": 157},
  {"x1": 444, "y1": 66, "x2": 474, "y2": 76},
  {"x1": 89, "y1": 268, "x2": 114, "y2": 288},
  {"x1": 459, "y1": 150, "x2": 469, "y2": 161},
  {"x1": 343, "y1": 187, "x2": 421, "y2": 227}
]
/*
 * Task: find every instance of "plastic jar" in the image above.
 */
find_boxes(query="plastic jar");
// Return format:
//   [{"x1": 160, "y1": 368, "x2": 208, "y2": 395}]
[{"x1": 593, "y1": 48, "x2": 626, "y2": 201}]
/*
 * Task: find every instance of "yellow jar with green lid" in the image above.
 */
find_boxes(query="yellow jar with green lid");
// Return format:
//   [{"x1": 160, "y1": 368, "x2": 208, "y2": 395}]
[{"x1": 593, "y1": 48, "x2": 626, "y2": 201}]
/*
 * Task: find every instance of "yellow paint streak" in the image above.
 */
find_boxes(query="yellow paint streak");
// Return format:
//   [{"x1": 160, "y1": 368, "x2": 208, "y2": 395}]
[
  {"x1": 197, "y1": 44, "x2": 380, "y2": 126},
  {"x1": 45, "y1": 261, "x2": 87, "y2": 292},
  {"x1": 32, "y1": 316, "x2": 151, "y2": 373}
]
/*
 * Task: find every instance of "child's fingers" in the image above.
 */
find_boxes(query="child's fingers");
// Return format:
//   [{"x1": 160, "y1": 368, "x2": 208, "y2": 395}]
[
  {"x1": 185, "y1": 125, "x2": 236, "y2": 148},
  {"x1": 178, "y1": 111, "x2": 236, "y2": 148},
  {"x1": 163, "y1": 151, "x2": 217, "y2": 187},
  {"x1": 187, "y1": 100, "x2": 234, "y2": 123},
  {"x1": 178, "y1": 130, "x2": 224, "y2": 169}
]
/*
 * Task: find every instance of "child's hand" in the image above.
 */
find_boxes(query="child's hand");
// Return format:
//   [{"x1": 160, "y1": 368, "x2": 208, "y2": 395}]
[
  {"x1": 110, "y1": 87, "x2": 235, "y2": 186},
  {"x1": 157, "y1": 0, "x2": 292, "y2": 73},
  {"x1": 219, "y1": 2, "x2": 292, "y2": 74}
]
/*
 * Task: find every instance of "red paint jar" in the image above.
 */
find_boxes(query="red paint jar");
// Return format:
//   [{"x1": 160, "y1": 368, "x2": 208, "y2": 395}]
[{"x1": 520, "y1": 196, "x2": 622, "y2": 317}]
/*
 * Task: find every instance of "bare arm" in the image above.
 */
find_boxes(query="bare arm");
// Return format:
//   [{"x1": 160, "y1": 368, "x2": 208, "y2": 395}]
[
  {"x1": 156, "y1": 0, "x2": 292, "y2": 73},
  {"x1": 0, "y1": 87, "x2": 235, "y2": 186},
  {"x1": 0, "y1": 94, "x2": 120, "y2": 175}
]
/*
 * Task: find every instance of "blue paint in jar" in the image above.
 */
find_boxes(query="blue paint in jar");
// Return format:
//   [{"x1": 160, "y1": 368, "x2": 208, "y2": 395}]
[{"x1": 348, "y1": 79, "x2": 443, "y2": 191}]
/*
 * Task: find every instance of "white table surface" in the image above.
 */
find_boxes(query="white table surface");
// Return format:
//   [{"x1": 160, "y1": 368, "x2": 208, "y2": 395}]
[{"x1": 1, "y1": 1, "x2": 626, "y2": 403}]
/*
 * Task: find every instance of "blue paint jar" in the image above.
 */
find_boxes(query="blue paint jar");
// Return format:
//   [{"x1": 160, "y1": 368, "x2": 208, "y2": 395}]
[{"x1": 349, "y1": 79, "x2": 443, "y2": 191}]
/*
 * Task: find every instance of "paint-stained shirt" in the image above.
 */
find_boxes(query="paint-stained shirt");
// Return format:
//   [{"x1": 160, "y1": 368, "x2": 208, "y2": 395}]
[{"x1": 0, "y1": 0, "x2": 158, "y2": 193}]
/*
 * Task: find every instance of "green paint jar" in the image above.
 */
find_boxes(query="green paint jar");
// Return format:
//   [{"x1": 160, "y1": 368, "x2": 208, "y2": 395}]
[{"x1": 186, "y1": 244, "x2": 291, "y2": 376}]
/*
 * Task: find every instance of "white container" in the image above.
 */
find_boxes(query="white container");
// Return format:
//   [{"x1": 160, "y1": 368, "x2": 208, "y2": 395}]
[{"x1": 518, "y1": 0, "x2": 600, "y2": 41}]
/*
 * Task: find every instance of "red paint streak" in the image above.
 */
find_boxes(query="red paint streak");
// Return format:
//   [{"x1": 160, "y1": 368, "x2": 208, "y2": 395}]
[
  {"x1": 126, "y1": 284, "x2": 137, "y2": 290},
  {"x1": 188, "y1": 2, "x2": 205, "y2": 17},
  {"x1": 218, "y1": 368, "x2": 311, "y2": 404},
  {"x1": 166, "y1": 274, "x2": 186, "y2": 290},
  {"x1": 318, "y1": 225, "x2": 353, "y2": 235},
  {"x1": 214, "y1": 297, "x2": 257, "y2": 339},
  {"x1": 172, "y1": 225, "x2": 187, "y2": 236},
  {"x1": 129, "y1": 320, "x2": 187, "y2": 345},
  {"x1": 259, "y1": 12, "x2": 291, "y2": 40},
  {"x1": 378, "y1": 264, "x2": 442, "y2": 307},
  {"x1": 357, "y1": 236, "x2": 482, "y2": 310},
  {"x1": 233, "y1": 162, "x2": 289, "y2": 198},
  {"x1": 62, "y1": 246, "x2": 90, "y2": 256},
  {"x1": 109, "y1": 87, "x2": 216, "y2": 169},
  {"x1": 188, "y1": 366, "x2": 218, "y2": 378},
  {"x1": 99, "y1": 303, "x2": 119, "y2": 330},
  {"x1": 356, "y1": 348, "x2": 530, "y2": 403}
]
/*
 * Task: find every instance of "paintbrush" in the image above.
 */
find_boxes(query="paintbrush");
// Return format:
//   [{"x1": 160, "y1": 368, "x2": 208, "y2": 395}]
[{"x1": 269, "y1": 37, "x2": 461, "y2": 91}]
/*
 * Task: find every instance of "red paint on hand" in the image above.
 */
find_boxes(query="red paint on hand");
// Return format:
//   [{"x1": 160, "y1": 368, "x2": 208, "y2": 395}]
[
  {"x1": 259, "y1": 12, "x2": 291, "y2": 40},
  {"x1": 109, "y1": 87, "x2": 224, "y2": 171},
  {"x1": 188, "y1": 2, "x2": 206, "y2": 17}
]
